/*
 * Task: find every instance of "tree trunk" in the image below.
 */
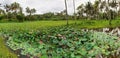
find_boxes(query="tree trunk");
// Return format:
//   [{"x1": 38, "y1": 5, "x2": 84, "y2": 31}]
[
  {"x1": 64, "y1": 0, "x2": 68, "y2": 25},
  {"x1": 6, "y1": 12, "x2": 9, "y2": 20},
  {"x1": 29, "y1": 12, "x2": 32, "y2": 20},
  {"x1": 119, "y1": 2, "x2": 120, "y2": 16},
  {"x1": 14, "y1": 10, "x2": 17, "y2": 19},
  {"x1": 73, "y1": 0, "x2": 76, "y2": 24}
]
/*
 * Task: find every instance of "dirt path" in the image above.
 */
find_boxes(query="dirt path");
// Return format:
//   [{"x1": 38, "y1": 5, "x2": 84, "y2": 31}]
[{"x1": 0, "y1": 36, "x2": 18, "y2": 58}]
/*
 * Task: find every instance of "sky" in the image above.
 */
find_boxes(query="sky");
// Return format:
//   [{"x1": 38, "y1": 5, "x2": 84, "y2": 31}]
[{"x1": 0, "y1": 0, "x2": 95, "y2": 14}]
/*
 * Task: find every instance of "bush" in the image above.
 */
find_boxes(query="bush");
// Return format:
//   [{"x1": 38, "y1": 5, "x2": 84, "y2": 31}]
[
  {"x1": 0, "y1": 15, "x2": 5, "y2": 20},
  {"x1": 16, "y1": 14, "x2": 24, "y2": 22}
]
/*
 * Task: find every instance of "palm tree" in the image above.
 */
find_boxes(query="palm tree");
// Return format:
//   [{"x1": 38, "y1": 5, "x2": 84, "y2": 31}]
[
  {"x1": 73, "y1": 0, "x2": 76, "y2": 24},
  {"x1": 109, "y1": 0, "x2": 118, "y2": 18},
  {"x1": 85, "y1": 2, "x2": 93, "y2": 20},
  {"x1": 118, "y1": 1, "x2": 120, "y2": 16},
  {"x1": 26, "y1": 7, "x2": 36, "y2": 20},
  {"x1": 26, "y1": 7, "x2": 30, "y2": 14},
  {"x1": 4, "y1": 4, "x2": 11, "y2": 20},
  {"x1": 17, "y1": 7, "x2": 24, "y2": 22},
  {"x1": 11, "y1": 2, "x2": 20, "y2": 13},
  {"x1": 26, "y1": 7, "x2": 31, "y2": 20},
  {"x1": 106, "y1": 0, "x2": 113, "y2": 26},
  {"x1": 0, "y1": 9, "x2": 5, "y2": 15},
  {"x1": 77, "y1": 4, "x2": 84, "y2": 19},
  {"x1": 18, "y1": 7, "x2": 23, "y2": 15},
  {"x1": 31, "y1": 8, "x2": 36, "y2": 15},
  {"x1": 11, "y1": 2, "x2": 20, "y2": 19},
  {"x1": 100, "y1": 1, "x2": 106, "y2": 12},
  {"x1": 64, "y1": 0, "x2": 68, "y2": 25},
  {"x1": 93, "y1": 0, "x2": 100, "y2": 19},
  {"x1": 26, "y1": 7, "x2": 36, "y2": 16},
  {"x1": 0, "y1": 9, "x2": 3, "y2": 14}
]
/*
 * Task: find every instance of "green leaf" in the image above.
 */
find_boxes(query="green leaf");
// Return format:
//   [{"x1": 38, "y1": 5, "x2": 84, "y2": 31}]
[
  {"x1": 71, "y1": 53, "x2": 75, "y2": 57},
  {"x1": 41, "y1": 54, "x2": 48, "y2": 58}
]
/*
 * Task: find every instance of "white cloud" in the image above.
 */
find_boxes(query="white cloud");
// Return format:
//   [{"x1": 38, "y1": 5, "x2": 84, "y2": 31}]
[{"x1": 0, "y1": 0, "x2": 95, "y2": 14}]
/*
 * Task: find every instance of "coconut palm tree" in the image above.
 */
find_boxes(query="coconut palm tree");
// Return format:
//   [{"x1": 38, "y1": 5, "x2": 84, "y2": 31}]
[
  {"x1": 64, "y1": 0, "x2": 68, "y2": 25},
  {"x1": 100, "y1": 1, "x2": 106, "y2": 12},
  {"x1": 73, "y1": 0, "x2": 76, "y2": 24},
  {"x1": 17, "y1": 7, "x2": 24, "y2": 22},
  {"x1": 26, "y1": 7, "x2": 36, "y2": 16},
  {"x1": 26, "y1": 7, "x2": 31, "y2": 20},
  {"x1": 77, "y1": 4, "x2": 84, "y2": 19},
  {"x1": 11, "y1": 2, "x2": 20, "y2": 13},
  {"x1": 0, "y1": 9, "x2": 3, "y2": 14},
  {"x1": 26, "y1": 7, "x2": 36, "y2": 20},
  {"x1": 11, "y1": 2, "x2": 20, "y2": 19},
  {"x1": 4, "y1": 4, "x2": 11, "y2": 19},
  {"x1": 0, "y1": 9, "x2": 5, "y2": 15},
  {"x1": 85, "y1": 1, "x2": 93, "y2": 20},
  {"x1": 93, "y1": 0, "x2": 100, "y2": 19},
  {"x1": 109, "y1": 0, "x2": 118, "y2": 18},
  {"x1": 18, "y1": 7, "x2": 23, "y2": 15},
  {"x1": 26, "y1": 7, "x2": 30, "y2": 14},
  {"x1": 118, "y1": 1, "x2": 120, "y2": 16},
  {"x1": 31, "y1": 8, "x2": 36, "y2": 15}
]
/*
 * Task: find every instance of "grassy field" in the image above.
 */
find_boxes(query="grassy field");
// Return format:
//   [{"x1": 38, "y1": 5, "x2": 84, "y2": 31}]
[
  {"x1": 0, "y1": 20, "x2": 75, "y2": 31},
  {"x1": 0, "y1": 36, "x2": 17, "y2": 58},
  {"x1": 0, "y1": 20, "x2": 120, "y2": 31}
]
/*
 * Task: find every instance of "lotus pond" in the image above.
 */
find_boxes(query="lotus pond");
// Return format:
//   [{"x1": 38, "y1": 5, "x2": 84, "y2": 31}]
[{"x1": 1, "y1": 26, "x2": 120, "y2": 58}]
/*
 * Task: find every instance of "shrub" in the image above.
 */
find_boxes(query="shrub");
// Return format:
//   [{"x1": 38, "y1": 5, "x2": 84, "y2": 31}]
[
  {"x1": 16, "y1": 14, "x2": 24, "y2": 22},
  {"x1": 0, "y1": 15, "x2": 5, "y2": 20}
]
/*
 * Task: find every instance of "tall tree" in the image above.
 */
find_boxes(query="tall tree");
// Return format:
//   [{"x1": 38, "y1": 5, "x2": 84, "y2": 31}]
[
  {"x1": 26, "y1": 7, "x2": 36, "y2": 16},
  {"x1": 73, "y1": 0, "x2": 76, "y2": 24},
  {"x1": 31, "y1": 8, "x2": 36, "y2": 15},
  {"x1": 109, "y1": 0, "x2": 118, "y2": 18},
  {"x1": 11, "y1": 2, "x2": 20, "y2": 13},
  {"x1": 11, "y1": 2, "x2": 20, "y2": 19},
  {"x1": 26, "y1": 7, "x2": 36, "y2": 20},
  {"x1": 26, "y1": 7, "x2": 30, "y2": 15},
  {"x1": 0, "y1": 9, "x2": 5, "y2": 15},
  {"x1": 118, "y1": 1, "x2": 120, "y2": 15},
  {"x1": 77, "y1": 4, "x2": 84, "y2": 19},
  {"x1": 4, "y1": 4, "x2": 11, "y2": 20},
  {"x1": 85, "y1": 2, "x2": 93, "y2": 19},
  {"x1": 18, "y1": 7, "x2": 23, "y2": 15},
  {"x1": 64, "y1": 0, "x2": 68, "y2": 25},
  {"x1": 93, "y1": 0, "x2": 100, "y2": 19}
]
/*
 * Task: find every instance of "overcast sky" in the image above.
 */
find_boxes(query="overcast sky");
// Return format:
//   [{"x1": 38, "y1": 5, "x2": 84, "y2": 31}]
[{"x1": 0, "y1": 0, "x2": 95, "y2": 14}]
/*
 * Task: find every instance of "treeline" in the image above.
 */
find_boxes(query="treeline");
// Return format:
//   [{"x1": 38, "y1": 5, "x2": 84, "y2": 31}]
[
  {"x1": 77, "y1": 0, "x2": 120, "y2": 20},
  {"x1": 0, "y1": 2, "x2": 75, "y2": 22},
  {"x1": 0, "y1": 2, "x2": 36, "y2": 22},
  {"x1": 0, "y1": 0, "x2": 120, "y2": 22}
]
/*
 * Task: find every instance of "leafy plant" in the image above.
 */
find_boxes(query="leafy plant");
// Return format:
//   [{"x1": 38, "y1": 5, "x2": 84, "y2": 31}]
[{"x1": 6, "y1": 27, "x2": 120, "y2": 58}]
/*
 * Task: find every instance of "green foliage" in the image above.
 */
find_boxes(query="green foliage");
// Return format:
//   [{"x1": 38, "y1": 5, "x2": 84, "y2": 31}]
[
  {"x1": 16, "y1": 14, "x2": 24, "y2": 22},
  {"x1": 6, "y1": 27, "x2": 120, "y2": 58},
  {"x1": 0, "y1": 15, "x2": 5, "y2": 20},
  {"x1": 0, "y1": 0, "x2": 120, "y2": 22}
]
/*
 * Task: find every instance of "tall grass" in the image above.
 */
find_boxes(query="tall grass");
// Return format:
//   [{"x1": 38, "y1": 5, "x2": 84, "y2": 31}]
[{"x1": 0, "y1": 36, "x2": 17, "y2": 58}]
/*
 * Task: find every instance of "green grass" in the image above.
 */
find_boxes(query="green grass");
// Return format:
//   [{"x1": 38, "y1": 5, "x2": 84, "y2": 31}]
[
  {"x1": 0, "y1": 20, "x2": 75, "y2": 31},
  {"x1": 73, "y1": 19, "x2": 120, "y2": 29},
  {"x1": 0, "y1": 20, "x2": 120, "y2": 31},
  {"x1": 0, "y1": 36, "x2": 18, "y2": 58}
]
